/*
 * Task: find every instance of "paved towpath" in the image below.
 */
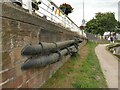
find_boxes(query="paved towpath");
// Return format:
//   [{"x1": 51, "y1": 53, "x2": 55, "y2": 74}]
[{"x1": 95, "y1": 44, "x2": 119, "y2": 88}]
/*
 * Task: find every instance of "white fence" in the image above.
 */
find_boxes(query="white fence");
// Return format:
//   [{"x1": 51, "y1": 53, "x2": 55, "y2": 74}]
[{"x1": 4, "y1": 0, "x2": 86, "y2": 37}]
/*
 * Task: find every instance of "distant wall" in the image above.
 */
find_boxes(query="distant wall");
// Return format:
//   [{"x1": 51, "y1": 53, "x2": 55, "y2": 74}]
[
  {"x1": 86, "y1": 32, "x2": 108, "y2": 43},
  {"x1": 0, "y1": 3, "x2": 86, "y2": 88},
  {"x1": 116, "y1": 34, "x2": 120, "y2": 40}
]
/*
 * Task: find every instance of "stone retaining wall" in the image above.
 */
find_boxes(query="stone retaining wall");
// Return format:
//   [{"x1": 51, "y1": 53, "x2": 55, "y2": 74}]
[{"x1": 0, "y1": 3, "x2": 86, "y2": 88}]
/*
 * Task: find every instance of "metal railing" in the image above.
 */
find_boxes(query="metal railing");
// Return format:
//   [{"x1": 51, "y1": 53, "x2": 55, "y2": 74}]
[{"x1": 10, "y1": 0, "x2": 86, "y2": 37}]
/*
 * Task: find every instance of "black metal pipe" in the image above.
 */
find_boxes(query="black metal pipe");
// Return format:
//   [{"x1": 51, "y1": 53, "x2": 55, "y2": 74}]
[
  {"x1": 21, "y1": 49, "x2": 68, "y2": 70},
  {"x1": 57, "y1": 40, "x2": 74, "y2": 48},
  {"x1": 21, "y1": 42, "x2": 57, "y2": 56},
  {"x1": 69, "y1": 45, "x2": 78, "y2": 53},
  {"x1": 39, "y1": 42, "x2": 57, "y2": 53},
  {"x1": 21, "y1": 45, "x2": 75, "y2": 70},
  {"x1": 21, "y1": 39, "x2": 82, "y2": 56},
  {"x1": 21, "y1": 44, "x2": 43, "y2": 55}
]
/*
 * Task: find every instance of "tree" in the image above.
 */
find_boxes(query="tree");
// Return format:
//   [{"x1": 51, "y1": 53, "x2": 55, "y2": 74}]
[
  {"x1": 115, "y1": 21, "x2": 120, "y2": 33},
  {"x1": 117, "y1": 21, "x2": 120, "y2": 28},
  {"x1": 59, "y1": 3, "x2": 73, "y2": 15},
  {"x1": 85, "y1": 12, "x2": 117, "y2": 35}
]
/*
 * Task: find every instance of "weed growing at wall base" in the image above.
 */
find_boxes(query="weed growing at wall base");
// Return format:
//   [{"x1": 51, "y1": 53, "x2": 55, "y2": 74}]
[
  {"x1": 41, "y1": 41, "x2": 107, "y2": 88},
  {"x1": 72, "y1": 42, "x2": 107, "y2": 88}
]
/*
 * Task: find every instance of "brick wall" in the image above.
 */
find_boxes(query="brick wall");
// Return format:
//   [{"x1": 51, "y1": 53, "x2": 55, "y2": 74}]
[{"x1": 0, "y1": 3, "x2": 85, "y2": 88}]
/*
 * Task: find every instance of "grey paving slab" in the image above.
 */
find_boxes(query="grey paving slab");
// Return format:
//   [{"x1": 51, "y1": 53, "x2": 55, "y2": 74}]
[{"x1": 95, "y1": 44, "x2": 119, "y2": 88}]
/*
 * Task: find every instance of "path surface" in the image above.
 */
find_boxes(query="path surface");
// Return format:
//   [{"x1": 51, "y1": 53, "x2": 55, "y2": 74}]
[{"x1": 95, "y1": 44, "x2": 119, "y2": 88}]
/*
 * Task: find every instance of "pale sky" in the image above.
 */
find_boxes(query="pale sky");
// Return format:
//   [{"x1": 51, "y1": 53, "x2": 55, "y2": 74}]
[{"x1": 52, "y1": 0, "x2": 119, "y2": 26}]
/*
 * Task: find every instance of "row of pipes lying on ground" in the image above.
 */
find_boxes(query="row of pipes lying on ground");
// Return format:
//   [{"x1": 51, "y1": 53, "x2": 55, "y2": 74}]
[{"x1": 21, "y1": 38, "x2": 82, "y2": 70}]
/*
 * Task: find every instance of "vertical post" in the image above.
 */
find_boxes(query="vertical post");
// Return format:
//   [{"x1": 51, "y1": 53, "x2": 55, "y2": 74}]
[
  {"x1": 82, "y1": 30, "x2": 83, "y2": 36},
  {"x1": 51, "y1": 13, "x2": 53, "y2": 21},
  {"x1": 68, "y1": 21, "x2": 70, "y2": 29},
  {"x1": 64, "y1": 15, "x2": 66, "y2": 27},
  {"x1": 83, "y1": 0, "x2": 84, "y2": 20},
  {"x1": 82, "y1": 0, "x2": 85, "y2": 36},
  {"x1": 28, "y1": 0, "x2": 32, "y2": 14},
  {"x1": 62, "y1": 15, "x2": 64, "y2": 26},
  {"x1": 48, "y1": 0, "x2": 53, "y2": 21}
]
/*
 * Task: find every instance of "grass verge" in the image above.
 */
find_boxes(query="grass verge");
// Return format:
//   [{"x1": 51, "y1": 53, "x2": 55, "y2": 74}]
[{"x1": 41, "y1": 41, "x2": 107, "y2": 88}]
